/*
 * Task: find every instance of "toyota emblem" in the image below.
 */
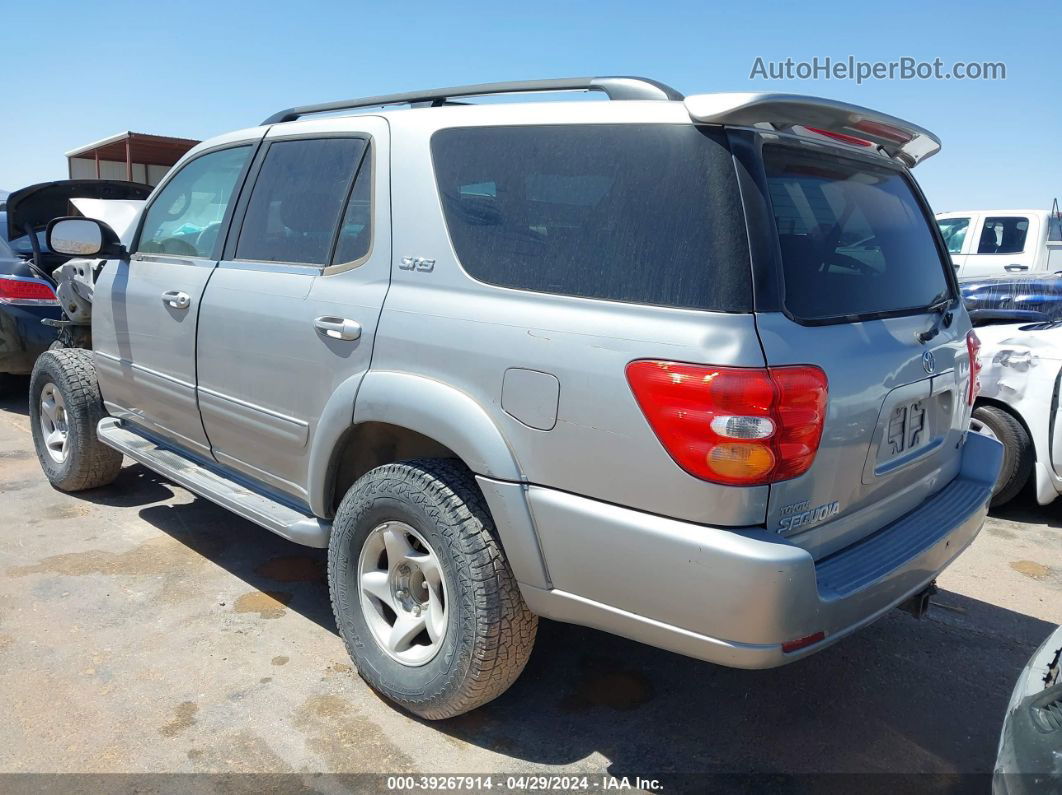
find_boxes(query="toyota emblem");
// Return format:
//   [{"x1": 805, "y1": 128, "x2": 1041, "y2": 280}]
[{"x1": 922, "y1": 349, "x2": 936, "y2": 374}]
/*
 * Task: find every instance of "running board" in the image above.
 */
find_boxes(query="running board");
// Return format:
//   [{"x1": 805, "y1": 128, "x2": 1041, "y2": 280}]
[{"x1": 96, "y1": 417, "x2": 331, "y2": 548}]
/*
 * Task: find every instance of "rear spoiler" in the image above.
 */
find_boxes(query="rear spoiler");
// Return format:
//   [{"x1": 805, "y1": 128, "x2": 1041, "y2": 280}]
[{"x1": 684, "y1": 93, "x2": 941, "y2": 167}]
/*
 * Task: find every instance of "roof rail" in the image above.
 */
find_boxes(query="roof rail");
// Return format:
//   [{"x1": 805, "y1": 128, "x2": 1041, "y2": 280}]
[{"x1": 261, "y1": 76, "x2": 684, "y2": 125}]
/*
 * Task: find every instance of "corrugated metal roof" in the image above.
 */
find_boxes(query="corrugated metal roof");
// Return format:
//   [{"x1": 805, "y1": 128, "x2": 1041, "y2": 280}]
[{"x1": 65, "y1": 131, "x2": 201, "y2": 166}]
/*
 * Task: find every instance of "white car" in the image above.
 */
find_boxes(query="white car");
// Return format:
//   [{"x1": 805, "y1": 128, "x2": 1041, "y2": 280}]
[
  {"x1": 937, "y1": 209, "x2": 1062, "y2": 279},
  {"x1": 972, "y1": 319, "x2": 1062, "y2": 506}
]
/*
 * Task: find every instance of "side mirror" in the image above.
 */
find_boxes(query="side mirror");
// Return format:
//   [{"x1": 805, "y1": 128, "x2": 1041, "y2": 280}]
[{"x1": 46, "y1": 217, "x2": 127, "y2": 259}]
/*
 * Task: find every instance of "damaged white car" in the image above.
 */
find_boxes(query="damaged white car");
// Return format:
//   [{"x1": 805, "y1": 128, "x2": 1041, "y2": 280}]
[{"x1": 972, "y1": 319, "x2": 1062, "y2": 506}]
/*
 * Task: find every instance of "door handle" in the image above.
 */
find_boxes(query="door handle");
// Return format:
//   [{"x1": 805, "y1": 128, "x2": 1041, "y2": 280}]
[
  {"x1": 162, "y1": 290, "x2": 191, "y2": 309},
  {"x1": 1005, "y1": 264, "x2": 1029, "y2": 272},
  {"x1": 314, "y1": 316, "x2": 361, "y2": 341}
]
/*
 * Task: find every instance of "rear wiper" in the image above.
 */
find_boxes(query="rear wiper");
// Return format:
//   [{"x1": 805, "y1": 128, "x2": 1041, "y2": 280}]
[{"x1": 916, "y1": 293, "x2": 956, "y2": 344}]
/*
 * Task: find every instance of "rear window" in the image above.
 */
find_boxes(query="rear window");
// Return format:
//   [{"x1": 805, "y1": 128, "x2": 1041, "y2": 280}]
[
  {"x1": 236, "y1": 137, "x2": 367, "y2": 266},
  {"x1": 431, "y1": 124, "x2": 751, "y2": 311},
  {"x1": 765, "y1": 146, "x2": 951, "y2": 322}
]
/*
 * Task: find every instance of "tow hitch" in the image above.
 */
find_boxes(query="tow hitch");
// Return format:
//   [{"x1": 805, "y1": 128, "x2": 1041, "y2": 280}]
[{"x1": 897, "y1": 581, "x2": 937, "y2": 619}]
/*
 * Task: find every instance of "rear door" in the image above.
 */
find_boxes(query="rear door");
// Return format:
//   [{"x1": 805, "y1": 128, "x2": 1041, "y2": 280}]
[
  {"x1": 195, "y1": 117, "x2": 389, "y2": 506},
  {"x1": 963, "y1": 214, "x2": 1038, "y2": 277},
  {"x1": 93, "y1": 144, "x2": 256, "y2": 457},
  {"x1": 754, "y1": 143, "x2": 970, "y2": 560}
]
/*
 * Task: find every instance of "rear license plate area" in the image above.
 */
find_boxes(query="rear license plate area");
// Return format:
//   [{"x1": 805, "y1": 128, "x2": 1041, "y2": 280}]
[{"x1": 875, "y1": 396, "x2": 946, "y2": 475}]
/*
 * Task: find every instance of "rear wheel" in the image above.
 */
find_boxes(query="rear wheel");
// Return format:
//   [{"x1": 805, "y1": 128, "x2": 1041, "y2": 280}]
[
  {"x1": 971, "y1": 405, "x2": 1033, "y2": 507},
  {"x1": 29, "y1": 349, "x2": 122, "y2": 491},
  {"x1": 328, "y1": 459, "x2": 537, "y2": 719}
]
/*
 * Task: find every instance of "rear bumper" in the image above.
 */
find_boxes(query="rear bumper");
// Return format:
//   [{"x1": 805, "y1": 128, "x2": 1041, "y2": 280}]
[
  {"x1": 0, "y1": 305, "x2": 60, "y2": 375},
  {"x1": 522, "y1": 432, "x2": 1001, "y2": 668}
]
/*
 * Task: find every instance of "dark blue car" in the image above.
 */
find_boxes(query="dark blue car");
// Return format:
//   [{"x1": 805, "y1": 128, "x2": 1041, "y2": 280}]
[
  {"x1": 0, "y1": 180, "x2": 151, "y2": 394},
  {"x1": 961, "y1": 273, "x2": 1062, "y2": 322},
  {"x1": 0, "y1": 234, "x2": 60, "y2": 393}
]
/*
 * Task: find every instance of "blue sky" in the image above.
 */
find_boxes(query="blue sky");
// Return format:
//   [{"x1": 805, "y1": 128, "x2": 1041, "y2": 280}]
[{"x1": 3, "y1": 0, "x2": 1058, "y2": 211}]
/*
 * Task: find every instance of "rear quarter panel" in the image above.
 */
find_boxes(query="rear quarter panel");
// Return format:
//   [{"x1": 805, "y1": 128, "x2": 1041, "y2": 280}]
[{"x1": 375, "y1": 105, "x2": 770, "y2": 527}]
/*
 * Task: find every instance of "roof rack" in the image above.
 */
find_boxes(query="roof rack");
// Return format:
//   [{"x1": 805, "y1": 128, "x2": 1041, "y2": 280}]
[{"x1": 261, "y1": 76, "x2": 684, "y2": 125}]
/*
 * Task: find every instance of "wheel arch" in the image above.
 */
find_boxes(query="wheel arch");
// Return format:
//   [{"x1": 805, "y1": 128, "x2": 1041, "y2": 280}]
[{"x1": 307, "y1": 371, "x2": 548, "y2": 588}]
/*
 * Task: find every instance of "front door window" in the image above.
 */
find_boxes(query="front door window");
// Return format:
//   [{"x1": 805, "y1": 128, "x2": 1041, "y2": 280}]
[{"x1": 137, "y1": 146, "x2": 252, "y2": 258}]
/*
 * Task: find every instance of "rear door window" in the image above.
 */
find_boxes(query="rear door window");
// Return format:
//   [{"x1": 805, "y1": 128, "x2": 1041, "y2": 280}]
[
  {"x1": 764, "y1": 146, "x2": 951, "y2": 322},
  {"x1": 977, "y1": 216, "x2": 1030, "y2": 254},
  {"x1": 236, "y1": 137, "x2": 367, "y2": 266},
  {"x1": 431, "y1": 124, "x2": 751, "y2": 311},
  {"x1": 937, "y1": 217, "x2": 970, "y2": 254},
  {"x1": 331, "y1": 151, "x2": 373, "y2": 265}
]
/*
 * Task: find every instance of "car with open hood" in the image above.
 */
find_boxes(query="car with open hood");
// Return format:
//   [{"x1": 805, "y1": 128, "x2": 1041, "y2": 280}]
[{"x1": 0, "y1": 180, "x2": 150, "y2": 389}]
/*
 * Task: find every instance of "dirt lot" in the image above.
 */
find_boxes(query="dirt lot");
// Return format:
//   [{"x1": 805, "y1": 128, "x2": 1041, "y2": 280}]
[{"x1": 1, "y1": 378, "x2": 1059, "y2": 783}]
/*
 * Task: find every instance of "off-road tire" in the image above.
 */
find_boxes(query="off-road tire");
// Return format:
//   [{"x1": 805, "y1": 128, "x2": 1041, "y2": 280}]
[
  {"x1": 29, "y1": 349, "x2": 122, "y2": 491},
  {"x1": 328, "y1": 459, "x2": 537, "y2": 719},
  {"x1": 972, "y1": 405, "x2": 1033, "y2": 507}
]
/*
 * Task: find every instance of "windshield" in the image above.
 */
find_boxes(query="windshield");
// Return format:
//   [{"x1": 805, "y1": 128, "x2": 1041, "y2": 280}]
[
  {"x1": 8, "y1": 230, "x2": 47, "y2": 255},
  {"x1": 765, "y1": 146, "x2": 951, "y2": 322},
  {"x1": 937, "y1": 217, "x2": 970, "y2": 254}
]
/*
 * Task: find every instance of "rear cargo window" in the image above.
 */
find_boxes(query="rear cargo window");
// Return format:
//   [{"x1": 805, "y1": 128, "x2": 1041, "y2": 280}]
[
  {"x1": 764, "y1": 146, "x2": 951, "y2": 322},
  {"x1": 431, "y1": 124, "x2": 751, "y2": 311}
]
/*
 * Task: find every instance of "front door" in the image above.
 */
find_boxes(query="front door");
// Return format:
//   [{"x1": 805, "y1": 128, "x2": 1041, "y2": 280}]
[
  {"x1": 93, "y1": 143, "x2": 257, "y2": 457},
  {"x1": 195, "y1": 117, "x2": 390, "y2": 505},
  {"x1": 962, "y1": 214, "x2": 1038, "y2": 277}
]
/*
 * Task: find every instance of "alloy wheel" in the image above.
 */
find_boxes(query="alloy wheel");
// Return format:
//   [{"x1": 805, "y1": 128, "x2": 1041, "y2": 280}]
[
  {"x1": 39, "y1": 382, "x2": 69, "y2": 464},
  {"x1": 357, "y1": 521, "x2": 448, "y2": 666}
]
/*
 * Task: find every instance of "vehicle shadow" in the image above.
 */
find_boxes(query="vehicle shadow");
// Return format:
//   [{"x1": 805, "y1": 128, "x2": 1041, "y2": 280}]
[
  {"x1": 77, "y1": 462, "x2": 177, "y2": 508},
  {"x1": 990, "y1": 487, "x2": 1062, "y2": 529},
  {"x1": 0, "y1": 375, "x2": 30, "y2": 416},
  {"x1": 428, "y1": 593, "x2": 1051, "y2": 777},
  {"x1": 128, "y1": 474, "x2": 336, "y2": 634},
  {"x1": 106, "y1": 462, "x2": 1054, "y2": 777}
]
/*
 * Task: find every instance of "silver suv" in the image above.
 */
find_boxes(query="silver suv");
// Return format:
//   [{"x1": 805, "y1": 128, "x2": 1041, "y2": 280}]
[{"x1": 32, "y1": 76, "x2": 1001, "y2": 719}]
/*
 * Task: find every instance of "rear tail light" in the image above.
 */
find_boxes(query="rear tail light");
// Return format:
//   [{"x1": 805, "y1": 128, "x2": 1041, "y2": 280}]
[
  {"x1": 0, "y1": 275, "x2": 58, "y2": 306},
  {"x1": 626, "y1": 361, "x2": 829, "y2": 486},
  {"x1": 966, "y1": 330, "x2": 982, "y2": 406}
]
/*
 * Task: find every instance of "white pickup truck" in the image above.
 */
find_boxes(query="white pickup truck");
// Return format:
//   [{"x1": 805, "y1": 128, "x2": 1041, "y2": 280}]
[{"x1": 936, "y1": 209, "x2": 1062, "y2": 278}]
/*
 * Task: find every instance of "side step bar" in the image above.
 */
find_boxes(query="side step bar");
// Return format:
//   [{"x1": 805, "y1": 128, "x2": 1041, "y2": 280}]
[{"x1": 96, "y1": 418, "x2": 331, "y2": 548}]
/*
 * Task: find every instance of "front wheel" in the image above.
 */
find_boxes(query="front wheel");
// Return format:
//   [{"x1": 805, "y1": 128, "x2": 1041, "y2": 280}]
[
  {"x1": 29, "y1": 349, "x2": 122, "y2": 491},
  {"x1": 328, "y1": 459, "x2": 537, "y2": 719},
  {"x1": 971, "y1": 405, "x2": 1033, "y2": 507}
]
